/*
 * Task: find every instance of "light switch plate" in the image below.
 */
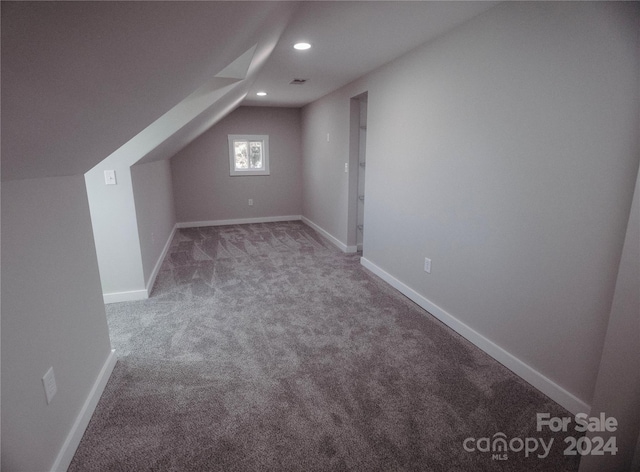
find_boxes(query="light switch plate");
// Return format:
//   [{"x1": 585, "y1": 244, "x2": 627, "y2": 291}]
[{"x1": 104, "y1": 170, "x2": 117, "y2": 185}]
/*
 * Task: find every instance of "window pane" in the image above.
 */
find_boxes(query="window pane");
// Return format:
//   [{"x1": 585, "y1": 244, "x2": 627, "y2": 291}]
[
  {"x1": 249, "y1": 141, "x2": 263, "y2": 169},
  {"x1": 234, "y1": 141, "x2": 248, "y2": 169},
  {"x1": 228, "y1": 135, "x2": 269, "y2": 176}
]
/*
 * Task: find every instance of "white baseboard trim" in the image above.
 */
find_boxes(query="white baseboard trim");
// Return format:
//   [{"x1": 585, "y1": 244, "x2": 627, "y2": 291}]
[
  {"x1": 300, "y1": 217, "x2": 357, "y2": 253},
  {"x1": 103, "y1": 218, "x2": 303, "y2": 303},
  {"x1": 176, "y1": 215, "x2": 302, "y2": 228},
  {"x1": 145, "y1": 225, "x2": 177, "y2": 296},
  {"x1": 51, "y1": 349, "x2": 117, "y2": 472},
  {"x1": 360, "y1": 257, "x2": 590, "y2": 415},
  {"x1": 103, "y1": 289, "x2": 148, "y2": 304}
]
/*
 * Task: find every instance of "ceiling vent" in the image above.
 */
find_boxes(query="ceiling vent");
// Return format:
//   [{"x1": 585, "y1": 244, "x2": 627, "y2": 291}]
[{"x1": 289, "y1": 78, "x2": 308, "y2": 85}]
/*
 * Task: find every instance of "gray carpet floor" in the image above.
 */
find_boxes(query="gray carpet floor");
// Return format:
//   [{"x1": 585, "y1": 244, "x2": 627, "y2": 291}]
[{"x1": 69, "y1": 221, "x2": 580, "y2": 471}]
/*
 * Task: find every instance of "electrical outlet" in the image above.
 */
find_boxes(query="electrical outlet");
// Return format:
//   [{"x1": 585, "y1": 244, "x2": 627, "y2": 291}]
[
  {"x1": 344, "y1": 163, "x2": 349, "y2": 173},
  {"x1": 42, "y1": 367, "x2": 57, "y2": 404},
  {"x1": 424, "y1": 257, "x2": 431, "y2": 274},
  {"x1": 248, "y1": 199, "x2": 253, "y2": 206}
]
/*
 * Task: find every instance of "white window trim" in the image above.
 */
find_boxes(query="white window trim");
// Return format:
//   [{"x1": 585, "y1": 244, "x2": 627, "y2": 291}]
[{"x1": 228, "y1": 134, "x2": 270, "y2": 176}]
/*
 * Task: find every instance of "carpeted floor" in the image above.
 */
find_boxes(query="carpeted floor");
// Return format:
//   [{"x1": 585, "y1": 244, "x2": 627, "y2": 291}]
[{"x1": 69, "y1": 221, "x2": 580, "y2": 471}]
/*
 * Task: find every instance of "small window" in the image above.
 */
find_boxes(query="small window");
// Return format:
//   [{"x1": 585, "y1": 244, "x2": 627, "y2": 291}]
[{"x1": 228, "y1": 135, "x2": 270, "y2": 176}]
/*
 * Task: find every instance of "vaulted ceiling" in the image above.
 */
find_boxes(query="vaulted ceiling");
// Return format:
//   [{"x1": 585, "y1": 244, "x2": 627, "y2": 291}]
[{"x1": 1, "y1": 1, "x2": 497, "y2": 182}]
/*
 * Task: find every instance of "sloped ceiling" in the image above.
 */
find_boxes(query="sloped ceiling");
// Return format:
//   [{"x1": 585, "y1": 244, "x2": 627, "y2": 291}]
[
  {"x1": 244, "y1": 1, "x2": 498, "y2": 107},
  {"x1": 1, "y1": 1, "x2": 297, "y2": 181},
  {"x1": 1, "y1": 1, "x2": 498, "y2": 182}
]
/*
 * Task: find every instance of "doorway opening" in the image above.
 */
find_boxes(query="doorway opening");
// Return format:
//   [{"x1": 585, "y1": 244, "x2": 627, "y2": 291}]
[{"x1": 347, "y1": 92, "x2": 368, "y2": 254}]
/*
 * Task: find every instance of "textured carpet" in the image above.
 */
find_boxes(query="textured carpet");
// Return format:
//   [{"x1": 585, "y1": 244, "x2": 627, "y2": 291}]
[{"x1": 70, "y1": 221, "x2": 580, "y2": 471}]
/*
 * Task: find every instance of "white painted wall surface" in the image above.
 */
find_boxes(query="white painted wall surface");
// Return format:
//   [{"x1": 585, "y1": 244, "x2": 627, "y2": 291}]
[
  {"x1": 302, "y1": 85, "x2": 368, "y2": 245},
  {"x1": 171, "y1": 106, "x2": 303, "y2": 223},
  {"x1": 85, "y1": 164, "x2": 147, "y2": 299},
  {"x1": 1, "y1": 175, "x2": 113, "y2": 471},
  {"x1": 580, "y1": 167, "x2": 640, "y2": 471},
  {"x1": 131, "y1": 160, "x2": 177, "y2": 287},
  {"x1": 302, "y1": 2, "x2": 639, "y2": 412}
]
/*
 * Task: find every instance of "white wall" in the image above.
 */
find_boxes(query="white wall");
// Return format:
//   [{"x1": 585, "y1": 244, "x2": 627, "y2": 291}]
[
  {"x1": 301, "y1": 1, "x2": 640, "y2": 414},
  {"x1": 86, "y1": 159, "x2": 178, "y2": 302},
  {"x1": 131, "y1": 160, "x2": 177, "y2": 289},
  {"x1": 171, "y1": 106, "x2": 302, "y2": 224},
  {"x1": 85, "y1": 164, "x2": 147, "y2": 301},
  {"x1": 302, "y1": 94, "x2": 364, "y2": 244},
  {"x1": 1, "y1": 175, "x2": 113, "y2": 471},
  {"x1": 580, "y1": 167, "x2": 640, "y2": 471}
]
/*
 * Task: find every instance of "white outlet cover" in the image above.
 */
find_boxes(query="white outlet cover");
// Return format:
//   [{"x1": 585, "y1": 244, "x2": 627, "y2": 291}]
[{"x1": 424, "y1": 258, "x2": 432, "y2": 274}]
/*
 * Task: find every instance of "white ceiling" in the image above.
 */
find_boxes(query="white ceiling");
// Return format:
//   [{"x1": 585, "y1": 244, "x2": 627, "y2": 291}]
[
  {"x1": 1, "y1": 1, "x2": 498, "y2": 181},
  {"x1": 243, "y1": 1, "x2": 498, "y2": 107}
]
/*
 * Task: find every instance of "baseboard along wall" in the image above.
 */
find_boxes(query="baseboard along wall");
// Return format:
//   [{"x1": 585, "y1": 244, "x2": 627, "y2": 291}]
[
  {"x1": 103, "y1": 289, "x2": 148, "y2": 304},
  {"x1": 145, "y1": 225, "x2": 177, "y2": 296},
  {"x1": 176, "y1": 215, "x2": 303, "y2": 229},
  {"x1": 359, "y1": 257, "x2": 590, "y2": 415},
  {"x1": 102, "y1": 227, "x2": 174, "y2": 304},
  {"x1": 103, "y1": 216, "x2": 306, "y2": 304},
  {"x1": 295, "y1": 216, "x2": 589, "y2": 414},
  {"x1": 102, "y1": 215, "x2": 587, "y2": 416},
  {"x1": 300, "y1": 216, "x2": 358, "y2": 253},
  {"x1": 51, "y1": 349, "x2": 117, "y2": 472},
  {"x1": 103, "y1": 226, "x2": 176, "y2": 304}
]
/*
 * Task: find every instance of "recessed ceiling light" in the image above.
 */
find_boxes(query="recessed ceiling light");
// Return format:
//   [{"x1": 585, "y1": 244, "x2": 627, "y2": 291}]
[
  {"x1": 256, "y1": 91, "x2": 267, "y2": 96},
  {"x1": 294, "y1": 42, "x2": 311, "y2": 51}
]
